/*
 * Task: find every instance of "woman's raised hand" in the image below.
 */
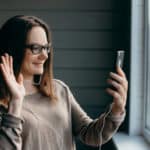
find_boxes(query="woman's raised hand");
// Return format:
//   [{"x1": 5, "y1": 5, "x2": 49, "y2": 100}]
[
  {"x1": 0, "y1": 53, "x2": 25, "y2": 100},
  {"x1": 0, "y1": 53, "x2": 25, "y2": 116}
]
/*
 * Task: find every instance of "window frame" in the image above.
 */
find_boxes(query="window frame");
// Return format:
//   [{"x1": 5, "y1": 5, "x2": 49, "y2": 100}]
[{"x1": 143, "y1": 0, "x2": 150, "y2": 143}]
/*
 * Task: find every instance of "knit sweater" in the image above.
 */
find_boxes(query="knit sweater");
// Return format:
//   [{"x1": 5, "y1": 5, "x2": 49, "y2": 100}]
[{"x1": 0, "y1": 79, "x2": 125, "y2": 150}]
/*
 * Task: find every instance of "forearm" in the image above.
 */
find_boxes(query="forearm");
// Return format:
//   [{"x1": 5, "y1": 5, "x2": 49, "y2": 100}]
[
  {"x1": 77, "y1": 107, "x2": 126, "y2": 147},
  {"x1": 0, "y1": 113, "x2": 23, "y2": 150},
  {"x1": 8, "y1": 99, "x2": 23, "y2": 118},
  {"x1": 0, "y1": 102, "x2": 23, "y2": 150},
  {"x1": 100, "y1": 109, "x2": 126, "y2": 144}
]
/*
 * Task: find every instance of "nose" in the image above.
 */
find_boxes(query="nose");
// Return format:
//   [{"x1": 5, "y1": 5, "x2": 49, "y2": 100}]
[{"x1": 38, "y1": 49, "x2": 48, "y2": 60}]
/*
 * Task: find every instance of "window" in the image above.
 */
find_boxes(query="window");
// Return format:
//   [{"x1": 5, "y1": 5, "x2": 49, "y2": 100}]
[{"x1": 144, "y1": 0, "x2": 150, "y2": 143}]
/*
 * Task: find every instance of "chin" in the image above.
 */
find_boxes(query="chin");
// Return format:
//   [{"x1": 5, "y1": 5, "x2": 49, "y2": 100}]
[{"x1": 33, "y1": 69, "x2": 44, "y2": 75}]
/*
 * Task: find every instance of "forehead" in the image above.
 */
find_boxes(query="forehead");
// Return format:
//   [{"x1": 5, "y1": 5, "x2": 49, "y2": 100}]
[{"x1": 26, "y1": 26, "x2": 48, "y2": 45}]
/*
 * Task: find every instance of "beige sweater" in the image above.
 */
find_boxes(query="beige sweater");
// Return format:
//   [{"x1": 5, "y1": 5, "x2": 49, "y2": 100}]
[{"x1": 0, "y1": 79, "x2": 125, "y2": 150}]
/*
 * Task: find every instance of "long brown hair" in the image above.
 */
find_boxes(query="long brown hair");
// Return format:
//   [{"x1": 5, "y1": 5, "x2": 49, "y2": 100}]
[{"x1": 0, "y1": 15, "x2": 56, "y2": 103}]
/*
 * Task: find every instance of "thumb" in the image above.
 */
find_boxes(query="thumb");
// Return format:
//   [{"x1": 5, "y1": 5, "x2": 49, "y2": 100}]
[
  {"x1": 116, "y1": 66, "x2": 126, "y2": 77},
  {"x1": 17, "y1": 73, "x2": 24, "y2": 85}
]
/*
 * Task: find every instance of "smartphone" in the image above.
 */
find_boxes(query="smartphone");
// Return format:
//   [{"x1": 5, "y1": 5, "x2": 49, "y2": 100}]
[
  {"x1": 116, "y1": 50, "x2": 125, "y2": 69},
  {"x1": 109, "y1": 50, "x2": 125, "y2": 90}
]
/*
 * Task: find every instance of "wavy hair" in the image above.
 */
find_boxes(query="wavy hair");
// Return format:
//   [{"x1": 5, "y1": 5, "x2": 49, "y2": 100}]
[{"x1": 0, "y1": 15, "x2": 56, "y2": 104}]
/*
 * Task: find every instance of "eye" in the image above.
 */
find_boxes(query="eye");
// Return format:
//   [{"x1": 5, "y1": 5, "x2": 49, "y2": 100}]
[
  {"x1": 30, "y1": 45, "x2": 41, "y2": 54},
  {"x1": 31, "y1": 45, "x2": 40, "y2": 50}
]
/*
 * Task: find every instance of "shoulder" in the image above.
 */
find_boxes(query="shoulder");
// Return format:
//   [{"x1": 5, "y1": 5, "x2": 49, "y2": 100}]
[
  {"x1": 52, "y1": 79, "x2": 69, "y2": 90},
  {"x1": 52, "y1": 79, "x2": 71, "y2": 95},
  {"x1": 52, "y1": 79, "x2": 72, "y2": 106}
]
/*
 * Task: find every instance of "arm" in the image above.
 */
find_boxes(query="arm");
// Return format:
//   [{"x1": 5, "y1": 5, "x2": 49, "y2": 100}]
[
  {"x1": 0, "y1": 53, "x2": 25, "y2": 149},
  {"x1": 0, "y1": 105, "x2": 23, "y2": 150},
  {"x1": 69, "y1": 87, "x2": 125, "y2": 147},
  {"x1": 69, "y1": 67, "x2": 127, "y2": 146}
]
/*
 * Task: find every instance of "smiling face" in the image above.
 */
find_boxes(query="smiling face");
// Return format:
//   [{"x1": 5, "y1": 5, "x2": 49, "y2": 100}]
[{"x1": 21, "y1": 26, "x2": 49, "y2": 80}]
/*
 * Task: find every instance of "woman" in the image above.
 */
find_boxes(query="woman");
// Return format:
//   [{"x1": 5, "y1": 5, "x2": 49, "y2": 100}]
[{"x1": 0, "y1": 15, "x2": 128, "y2": 150}]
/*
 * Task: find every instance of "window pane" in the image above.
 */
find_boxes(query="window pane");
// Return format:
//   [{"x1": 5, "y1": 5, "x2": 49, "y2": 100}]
[{"x1": 144, "y1": 0, "x2": 150, "y2": 141}]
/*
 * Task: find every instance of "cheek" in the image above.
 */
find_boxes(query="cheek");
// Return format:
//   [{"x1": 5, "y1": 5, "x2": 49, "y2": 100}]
[
  {"x1": 22, "y1": 55, "x2": 34, "y2": 70},
  {"x1": 21, "y1": 61, "x2": 31, "y2": 72}
]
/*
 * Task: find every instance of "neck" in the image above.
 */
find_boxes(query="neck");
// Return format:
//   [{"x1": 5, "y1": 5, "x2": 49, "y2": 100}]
[{"x1": 23, "y1": 79, "x2": 39, "y2": 96}]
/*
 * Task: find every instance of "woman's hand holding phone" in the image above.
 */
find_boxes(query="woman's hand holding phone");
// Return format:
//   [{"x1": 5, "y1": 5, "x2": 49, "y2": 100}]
[{"x1": 106, "y1": 51, "x2": 128, "y2": 116}]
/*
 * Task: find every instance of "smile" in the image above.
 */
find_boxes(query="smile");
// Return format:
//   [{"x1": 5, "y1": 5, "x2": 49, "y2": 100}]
[{"x1": 33, "y1": 63, "x2": 43, "y2": 66}]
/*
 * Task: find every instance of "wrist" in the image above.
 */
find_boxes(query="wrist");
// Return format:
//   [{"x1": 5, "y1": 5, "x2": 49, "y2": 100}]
[
  {"x1": 111, "y1": 103, "x2": 125, "y2": 116},
  {"x1": 8, "y1": 100, "x2": 23, "y2": 117}
]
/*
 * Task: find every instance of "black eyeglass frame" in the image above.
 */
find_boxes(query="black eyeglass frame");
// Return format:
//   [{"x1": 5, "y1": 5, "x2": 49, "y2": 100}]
[{"x1": 24, "y1": 43, "x2": 52, "y2": 54}]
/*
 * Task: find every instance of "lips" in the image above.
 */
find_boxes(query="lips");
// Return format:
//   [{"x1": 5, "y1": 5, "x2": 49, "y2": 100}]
[
  {"x1": 33, "y1": 62, "x2": 44, "y2": 64},
  {"x1": 33, "y1": 63, "x2": 43, "y2": 65},
  {"x1": 33, "y1": 63, "x2": 44, "y2": 66}
]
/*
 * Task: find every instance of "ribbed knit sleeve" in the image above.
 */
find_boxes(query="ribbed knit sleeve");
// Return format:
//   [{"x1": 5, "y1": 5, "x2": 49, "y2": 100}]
[
  {"x1": 66, "y1": 86, "x2": 125, "y2": 147},
  {"x1": 0, "y1": 106, "x2": 23, "y2": 150}
]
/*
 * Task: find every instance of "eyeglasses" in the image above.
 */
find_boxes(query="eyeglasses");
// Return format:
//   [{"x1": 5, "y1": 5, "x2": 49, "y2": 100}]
[{"x1": 24, "y1": 43, "x2": 52, "y2": 54}]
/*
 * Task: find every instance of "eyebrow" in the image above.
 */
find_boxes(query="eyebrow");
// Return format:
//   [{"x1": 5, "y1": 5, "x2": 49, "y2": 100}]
[{"x1": 25, "y1": 43, "x2": 51, "y2": 46}]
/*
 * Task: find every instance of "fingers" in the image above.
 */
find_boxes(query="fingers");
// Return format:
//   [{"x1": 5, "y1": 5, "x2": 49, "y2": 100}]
[
  {"x1": 0, "y1": 53, "x2": 23, "y2": 86},
  {"x1": 106, "y1": 88, "x2": 121, "y2": 101},
  {"x1": 0, "y1": 53, "x2": 15, "y2": 83},
  {"x1": 109, "y1": 71, "x2": 128, "y2": 91},
  {"x1": 0, "y1": 63, "x2": 8, "y2": 82},
  {"x1": 106, "y1": 87, "x2": 126, "y2": 105},
  {"x1": 5, "y1": 53, "x2": 9, "y2": 67},
  {"x1": 107, "y1": 79, "x2": 125, "y2": 97},
  {"x1": 0, "y1": 53, "x2": 25, "y2": 100},
  {"x1": 116, "y1": 66, "x2": 126, "y2": 78},
  {"x1": 1, "y1": 55, "x2": 9, "y2": 74},
  {"x1": 106, "y1": 69, "x2": 128, "y2": 111},
  {"x1": 9, "y1": 55, "x2": 13, "y2": 74},
  {"x1": 109, "y1": 72, "x2": 123, "y2": 83},
  {"x1": 0, "y1": 53, "x2": 13, "y2": 74}
]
